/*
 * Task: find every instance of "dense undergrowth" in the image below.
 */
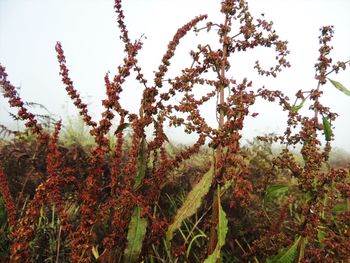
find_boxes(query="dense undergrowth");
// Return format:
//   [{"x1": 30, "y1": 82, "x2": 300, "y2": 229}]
[{"x1": 1, "y1": 0, "x2": 350, "y2": 262}]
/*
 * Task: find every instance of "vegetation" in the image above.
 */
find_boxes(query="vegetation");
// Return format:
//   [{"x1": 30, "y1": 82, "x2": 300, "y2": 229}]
[{"x1": 0, "y1": 0, "x2": 349, "y2": 262}]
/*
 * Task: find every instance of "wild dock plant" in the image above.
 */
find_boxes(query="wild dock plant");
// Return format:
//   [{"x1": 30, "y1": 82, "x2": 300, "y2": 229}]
[
  {"x1": 254, "y1": 26, "x2": 350, "y2": 262},
  {"x1": 157, "y1": 0, "x2": 290, "y2": 257},
  {"x1": 0, "y1": 0, "x2": 349, "y2": 262}
]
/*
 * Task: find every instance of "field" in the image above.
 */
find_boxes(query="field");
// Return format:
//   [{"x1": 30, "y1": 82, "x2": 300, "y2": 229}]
[{"x1": 1, "y1": 0, "x2": 350, "y2": 262}]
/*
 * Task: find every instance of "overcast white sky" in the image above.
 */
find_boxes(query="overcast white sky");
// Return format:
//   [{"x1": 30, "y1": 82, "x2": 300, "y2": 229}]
[{"x1": 0, "y1": 0, "x2": 349, "y2": 149}]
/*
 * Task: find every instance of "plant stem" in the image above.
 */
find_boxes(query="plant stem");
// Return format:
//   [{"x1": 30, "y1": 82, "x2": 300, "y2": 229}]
[
  {"x1": 55, "y1": 225, "x2": 62, "y2": 263},
  {"x1": 208, "y1": 13, "x2": 229, "y2": 256}
]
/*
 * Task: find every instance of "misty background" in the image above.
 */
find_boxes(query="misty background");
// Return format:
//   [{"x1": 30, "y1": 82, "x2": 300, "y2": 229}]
[{"x1": 0, "y1": 0, "x2": 349, "y2": 150}]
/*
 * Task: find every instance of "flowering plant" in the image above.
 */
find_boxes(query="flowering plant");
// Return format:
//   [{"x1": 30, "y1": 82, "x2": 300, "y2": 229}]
[{"x1": 0, "y1": 0, "x2": 349, "y2": 262}]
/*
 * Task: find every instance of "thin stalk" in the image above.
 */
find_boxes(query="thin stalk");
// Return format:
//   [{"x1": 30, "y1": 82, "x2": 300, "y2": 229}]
[
  {"x1": 208, "y1": 13, "x2": 229, "y2": 255},
  {"x1": 325, "y1": 60, "x2": 350, "y2": 77},
  {"x1": 55, "y1": 225, "x2": 62, "y2": 263},
  {"x1": 16, "y1": 167, "x2": 34, "y2": 211}
]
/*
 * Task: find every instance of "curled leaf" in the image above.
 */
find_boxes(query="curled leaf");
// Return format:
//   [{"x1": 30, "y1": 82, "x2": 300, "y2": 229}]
[
  {"x1": 203, "y1": 188, "x2": 228, "y2": 263},
  {"x1": 92, "y1": 246, "x2": 99, "y2": 260},
  {"x1": 291, "y1": 98, "x2": 307, "y2": 113},
  {"x1": 186, "y1": 233, "x2": 207, "y2": 258},
  {"x1": 115, "y1": 123, "x2": 130, "y2": 134},
  {"x1": 291, "y1": 104, "x2": 303, "y2": 113}
]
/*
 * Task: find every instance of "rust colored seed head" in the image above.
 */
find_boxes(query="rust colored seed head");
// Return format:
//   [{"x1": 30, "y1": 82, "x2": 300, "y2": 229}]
[
  {"x1": 0, "y1": 168, "x2": 17, "y2": 227},
  {"x1": 55, "y1": 42, "x2": 97, "y2": 128},
  {"x1": 0, "y1": 64, "x2": 48, "y2": 143}
]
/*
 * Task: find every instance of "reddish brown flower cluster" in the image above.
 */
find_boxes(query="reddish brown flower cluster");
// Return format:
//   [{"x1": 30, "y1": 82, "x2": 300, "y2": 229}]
[
  {"x1": 218, "y1": 0, "x2": 291, "y2": 77},
  {"x1": 10, "y1": 120, "x2": 77, "y2": 262},
  {"x1": 55, "y1": 42, "x2": 97, "y2": 128},
  {"x1": 114, "y1": 0, "x2": 129, "y2": 45},
  {"x1": 0, "y1": 167, "x2": 16, "y2": 227},
  {"x1": 0, "y1": 64, "x2": 48, "y2": 143},
  {"x1": 315, "y1": 26, "x2": 334, "y2": 84}
]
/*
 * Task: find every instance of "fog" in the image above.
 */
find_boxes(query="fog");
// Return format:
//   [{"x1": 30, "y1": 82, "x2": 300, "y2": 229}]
[{"x1": 1, "y1": 0, "x2": 349, "y2": 149}]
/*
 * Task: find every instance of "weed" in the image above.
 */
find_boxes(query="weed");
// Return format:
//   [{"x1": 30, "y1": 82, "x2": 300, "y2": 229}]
[{"x1": 0, "y1": 0, "x2": 349, "y2": 262}]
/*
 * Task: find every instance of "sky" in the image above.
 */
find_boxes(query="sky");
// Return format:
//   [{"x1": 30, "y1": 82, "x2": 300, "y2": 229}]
[{"x1": 0, "y1": 0, "x2": 350, "y2": 149}]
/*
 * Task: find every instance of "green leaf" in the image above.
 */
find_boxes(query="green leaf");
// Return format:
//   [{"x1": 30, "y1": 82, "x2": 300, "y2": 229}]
[
  {"x1": 322, "y1": 116, "x2": 332, "y2": 141},
  {"x1": 264, "y1": 184, "x2": 289, "y2": 206},
  {"x1": 279, "y1": 236, "x2": 301, "y2": 263},
  {"x1": 328, "y1": 78, "x2": 350, "y2": 96},
  {"x1": 266, "y1": 235, "x2": 301, "y2": 263},
  {"x1": 123, "y1": 206, "x2": 148, "y2": 263},
  {"x1": 291, "y1": 98, "x2": 307, "y2": 113},
  {"x1": 291, "y1": 104, "x2": 303, "y2": 112},
  {"x1": 317, "y1": 226, "x2": 326, "y2": 243},
  {"x1": 298, "y1": 237, "x2": 306, "y2": 262},
  {"x1": 92, "y1": 246, "x2": 99, "y2": 259},
  {"x1": 166, "y1": 161, "x2": 214, "y2": 243},
  {"x1": 203, "y1": 188, "x2": 228, "y2": 263},
  {"x1": 332, "y1": 202, "x2": 347, "y2": 213}
]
